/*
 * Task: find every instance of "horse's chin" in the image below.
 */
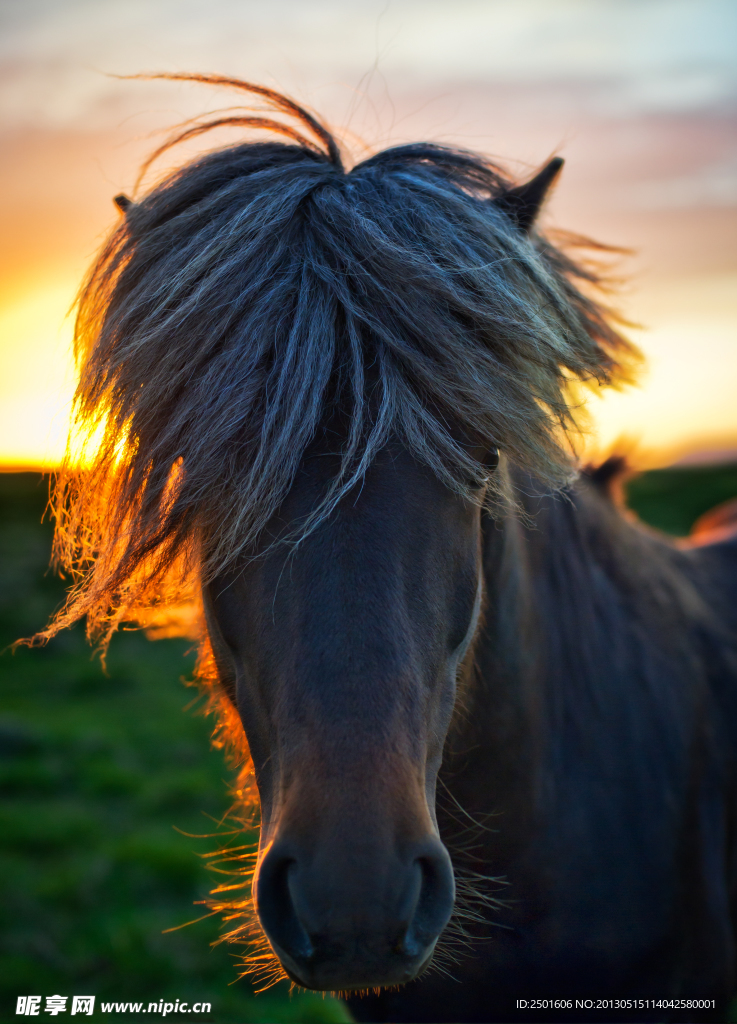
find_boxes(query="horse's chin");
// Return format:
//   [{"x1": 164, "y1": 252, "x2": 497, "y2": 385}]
[{"x1": 272, "y1": 937, "x2": 438, "y2": 993}]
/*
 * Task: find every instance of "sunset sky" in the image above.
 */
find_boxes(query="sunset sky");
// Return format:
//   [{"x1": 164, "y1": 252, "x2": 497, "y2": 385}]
[{"x1": 1, "y1": 0, "x2": 736, "y2": 468}]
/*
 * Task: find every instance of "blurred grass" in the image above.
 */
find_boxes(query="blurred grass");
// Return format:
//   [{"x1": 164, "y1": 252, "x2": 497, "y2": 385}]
[
  {"x1": 1, "y1": 465, "x2": 737, "y2": 1024},
  {"x1": 0, "y1": 473, "x2": 351, "y2": 1024},
  {"x1": 625, "y1": 462, "x2": 737, "y2": 536}
]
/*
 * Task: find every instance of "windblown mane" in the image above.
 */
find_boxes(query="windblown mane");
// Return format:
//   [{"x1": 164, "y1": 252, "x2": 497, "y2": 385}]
[{"x1": 36, "y1": 73, "x2": 637, "y2": 649}]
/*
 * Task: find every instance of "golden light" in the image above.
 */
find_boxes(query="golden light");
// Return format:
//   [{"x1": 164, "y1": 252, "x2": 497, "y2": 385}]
[
  {"x1": 0, "y1": 278, "x2": 77, "y2": 469},
  {"x1": 586, "y1": 271, "x2": 737, "y2": 463}
]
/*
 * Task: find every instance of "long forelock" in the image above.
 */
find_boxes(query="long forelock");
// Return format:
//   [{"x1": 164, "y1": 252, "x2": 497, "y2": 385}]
[{"x1": 37, "y1": 79, "x2": 637, "y2": 648}]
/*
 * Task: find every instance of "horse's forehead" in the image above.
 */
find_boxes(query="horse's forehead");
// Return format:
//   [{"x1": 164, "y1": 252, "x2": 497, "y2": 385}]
[
  {"x1": 285, "y1": 443, "x2": 469, "y2": 523},
  {"x1": 214, "y1": 446, "x2": 481, "y2": 599}
]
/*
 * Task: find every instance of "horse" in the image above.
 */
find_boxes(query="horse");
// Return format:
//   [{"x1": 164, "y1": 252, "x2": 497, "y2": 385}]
[{"x1": 33, "y1": 75, "x2": 737, "y2": 1022}]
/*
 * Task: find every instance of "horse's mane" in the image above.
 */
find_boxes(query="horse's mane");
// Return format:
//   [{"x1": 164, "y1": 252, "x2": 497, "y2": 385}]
[{"x1": 34, "y1": 73, "x2": 638, "y2": 651}]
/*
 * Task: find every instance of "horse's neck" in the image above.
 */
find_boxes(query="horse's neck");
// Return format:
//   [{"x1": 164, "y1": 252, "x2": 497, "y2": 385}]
[
  {"x1": 475, "y1": 468, "x2": 703, "y2": 715},
  {"x1": 440, "y1": 471, "x2": 718, "y2": 858}
]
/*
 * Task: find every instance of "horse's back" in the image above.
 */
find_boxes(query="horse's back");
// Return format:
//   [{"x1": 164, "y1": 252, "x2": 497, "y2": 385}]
[{"x1": 682, "y1": 521, "x2": 737, "y2": 634}]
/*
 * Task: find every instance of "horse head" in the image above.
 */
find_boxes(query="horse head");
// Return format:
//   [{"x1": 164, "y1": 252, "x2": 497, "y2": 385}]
[{"x1": 36, "y1": 77, "x2": 634, "y2": 995}]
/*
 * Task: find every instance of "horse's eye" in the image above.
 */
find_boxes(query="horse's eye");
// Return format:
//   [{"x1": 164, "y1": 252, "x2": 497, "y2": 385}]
[
  {"x1": 468, "y1": 448, "x2": 498, "y2": 487},
  {"x1": 483, "y1": 448, "x2": 500, "y2": 473}
]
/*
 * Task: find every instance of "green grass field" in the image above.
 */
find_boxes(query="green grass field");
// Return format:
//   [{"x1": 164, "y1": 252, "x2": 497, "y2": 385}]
[{"x1": 2, "y1": 465, "x2": 737, "y2": 1024}]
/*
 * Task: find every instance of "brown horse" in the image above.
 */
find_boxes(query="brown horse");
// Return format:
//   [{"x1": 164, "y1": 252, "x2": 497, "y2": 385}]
[{"x1": 33, "y1": 76, "x2": 737, "y2": 1022}]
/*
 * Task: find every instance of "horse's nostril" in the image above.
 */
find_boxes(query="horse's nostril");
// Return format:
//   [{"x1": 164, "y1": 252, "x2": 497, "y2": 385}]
[
  {"x1": 256, "y1": 851, "x2": 313, "y2": 964},
  {"x1": 404, "y1": 846, "x2": 455, "y2": 951}
]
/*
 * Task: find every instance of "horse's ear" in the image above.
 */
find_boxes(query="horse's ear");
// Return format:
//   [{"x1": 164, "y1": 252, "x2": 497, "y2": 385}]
[
  {"x1": 496, "y1": 157, "x2": 564, "y2": 232},
  {"x1": 113, "y1": 194, "x2": 133, "y2": 214}
]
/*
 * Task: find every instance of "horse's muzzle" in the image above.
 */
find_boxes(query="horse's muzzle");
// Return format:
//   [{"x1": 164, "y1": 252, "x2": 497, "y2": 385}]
[{"x1": 255, "y1": 835, "x2": 455, "y2": 990}]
